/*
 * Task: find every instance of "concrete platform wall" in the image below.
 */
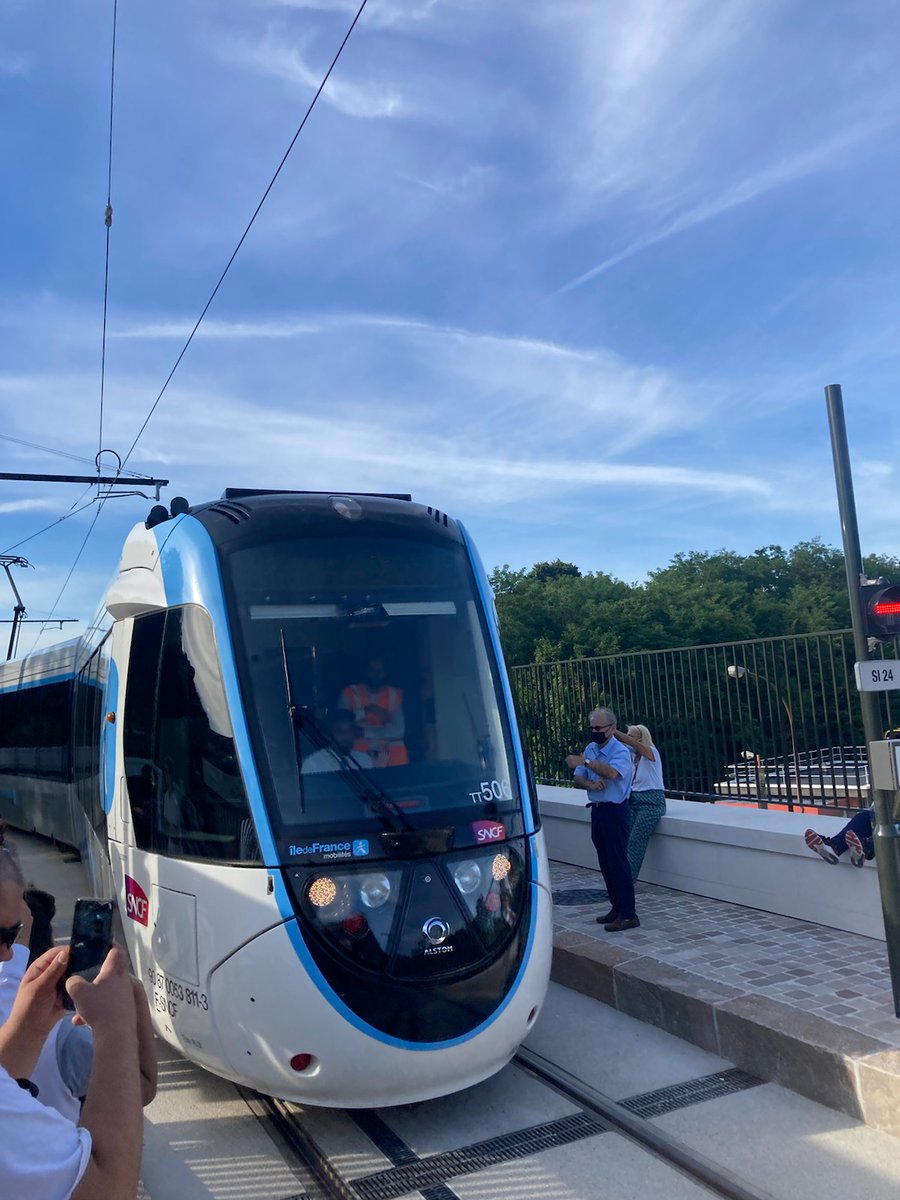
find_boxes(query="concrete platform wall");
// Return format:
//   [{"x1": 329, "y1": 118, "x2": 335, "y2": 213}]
[{"x1": 539, "y1": 786, "x2": 885, "y2": 941}]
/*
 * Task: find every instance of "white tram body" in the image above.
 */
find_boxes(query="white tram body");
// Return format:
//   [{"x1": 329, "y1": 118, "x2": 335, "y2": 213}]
[{"x1": 0, "y1": 491, "x2": 552, "y2": 1106}]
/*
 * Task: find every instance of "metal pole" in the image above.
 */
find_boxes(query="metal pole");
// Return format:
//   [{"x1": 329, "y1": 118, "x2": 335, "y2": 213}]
[
  {"x1": 2, "y1": 562, "x2": 26, "y2": 661},
  {"x1": 780, "y1": 697, "x2": 802, "y2": 811},
  {"x1": 825, "y1": 383, "x2": 900, "y2": 1016}
]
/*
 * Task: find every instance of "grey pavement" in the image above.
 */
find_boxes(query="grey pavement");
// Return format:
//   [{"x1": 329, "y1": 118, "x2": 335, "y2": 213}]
[
  {"x1": 7, "y1": 828, "x2": 900, "y2": 1198},
  {"x1": 550, "y1": 860, "x2": 900, "y2": 1135}
]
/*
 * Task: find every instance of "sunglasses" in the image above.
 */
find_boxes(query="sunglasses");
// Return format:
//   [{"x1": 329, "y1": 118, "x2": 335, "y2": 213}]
[
  {"x1": 0, "y1": 922, "x2": 23, "y2": 949},
  {"x1": 590, "y1": 725, "x2": 612, "y2": 734}
]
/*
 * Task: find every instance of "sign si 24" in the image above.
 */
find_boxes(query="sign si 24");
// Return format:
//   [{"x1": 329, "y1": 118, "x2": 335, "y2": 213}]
[{"x1": 854, "y1": 660, "x2": 900, "y2": 693}]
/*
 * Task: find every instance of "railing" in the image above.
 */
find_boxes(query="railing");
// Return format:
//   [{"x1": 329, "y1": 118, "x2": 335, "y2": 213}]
[{"x1": 511, "y1": 629, "x2": 900, "y2": 813}]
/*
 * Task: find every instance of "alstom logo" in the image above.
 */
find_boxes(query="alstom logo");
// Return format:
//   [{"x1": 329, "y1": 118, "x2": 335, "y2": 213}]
[{"x1": 124, "y1": 875, "x2": 149, "y2": 926}]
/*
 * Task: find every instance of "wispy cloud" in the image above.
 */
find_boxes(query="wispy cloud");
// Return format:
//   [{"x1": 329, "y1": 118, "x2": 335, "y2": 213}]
[
  {"x1": 260, "y1": 0, "x2": 442, "y2": 25},
  {"x1": 545, "y1": 0, "x2": 762, "y2": 208},
  {"x1": 6, "y1": 304, "x2": 765, "y2": 511},
  {"x1": 557, "y1": 105, "x2": 900, "y2": 293},
  {"x1": 132, "y1": 388, "x2": 770, "y2": 509},
  {"x1": 216, "y1": 33, "x2": 404, "y2": 118},
  {"x1": 113, "y1": 317, "x2": 324, "y2": 340},
  {"x1": 108, "y1": 309, "x2": 697, "y2": 458},
  {"x1": 0, "y1": 498, "x2": 58, "y2": 515}
]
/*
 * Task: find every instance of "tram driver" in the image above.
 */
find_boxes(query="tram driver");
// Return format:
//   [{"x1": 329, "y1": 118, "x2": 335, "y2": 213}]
[
  {"x1": 301, "y1": 710, "x2": 374, "y2": 774},
  {"x1": 338, "y1": 657, "x2": 408, "y2": 767}
]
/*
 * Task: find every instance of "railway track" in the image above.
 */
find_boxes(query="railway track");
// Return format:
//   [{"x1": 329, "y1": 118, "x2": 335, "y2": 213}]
[{"x1": 241, "y1": 1047, "x2": 778, "y2": 1200}]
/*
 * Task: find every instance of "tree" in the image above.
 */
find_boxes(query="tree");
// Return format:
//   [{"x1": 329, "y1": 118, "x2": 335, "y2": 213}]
[{"x1": 491, "y1": 540, "x2": 900, "y2": 665}]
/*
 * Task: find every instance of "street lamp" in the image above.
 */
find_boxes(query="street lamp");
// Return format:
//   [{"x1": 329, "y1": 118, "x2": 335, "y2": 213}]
[{"x1": 727, "y1": 664, "x2": 802, "y2": 809}]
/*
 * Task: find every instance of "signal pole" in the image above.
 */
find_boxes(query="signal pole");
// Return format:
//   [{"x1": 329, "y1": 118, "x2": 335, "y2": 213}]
[{"x1": 825, "y1": 383, "x2": 900, "y2": 1016}]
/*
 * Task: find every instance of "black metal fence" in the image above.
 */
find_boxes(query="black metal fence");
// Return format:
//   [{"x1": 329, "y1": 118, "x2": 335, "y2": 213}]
[{"x1": 510, "y1": 629, "x2": 900, "y2": 813}]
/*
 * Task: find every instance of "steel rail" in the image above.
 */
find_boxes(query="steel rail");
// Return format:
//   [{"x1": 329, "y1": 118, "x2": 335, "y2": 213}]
[
  {"x1": 242, "y1": 1048, "x2": 778, "y2": 1200},
  {"x1": 239, "y1": 1086, "x2": 357, "y2": 1200},
  {"x1": 514, "y1": 1046, "x2": 777, "y2": 1200}
]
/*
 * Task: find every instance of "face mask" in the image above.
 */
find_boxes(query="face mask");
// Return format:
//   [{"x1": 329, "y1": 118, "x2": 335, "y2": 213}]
[{"x1": 588, "y1": 727, "x2": 611, "y2": 743}]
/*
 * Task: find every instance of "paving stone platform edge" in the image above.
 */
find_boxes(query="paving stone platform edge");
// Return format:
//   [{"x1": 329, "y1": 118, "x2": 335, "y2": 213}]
[{"x1": 551, "y1": 936, "x2": 900, "y2": 1138}]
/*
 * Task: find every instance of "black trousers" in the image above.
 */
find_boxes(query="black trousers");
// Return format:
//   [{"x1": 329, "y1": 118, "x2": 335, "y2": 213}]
[{"x1": 590, "y1": 801, "x2": 636, "y2": 920}]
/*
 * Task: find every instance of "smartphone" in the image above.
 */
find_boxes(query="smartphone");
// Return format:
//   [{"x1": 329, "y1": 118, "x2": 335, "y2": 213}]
[{"x1": 61, "y1": 898, "x2": 114, "y2": 1010}]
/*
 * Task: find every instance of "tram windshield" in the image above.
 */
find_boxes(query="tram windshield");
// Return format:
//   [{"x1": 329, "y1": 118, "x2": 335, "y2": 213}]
[{"x1": 221, "y1": 534, "x2": 522, "y2": 855}]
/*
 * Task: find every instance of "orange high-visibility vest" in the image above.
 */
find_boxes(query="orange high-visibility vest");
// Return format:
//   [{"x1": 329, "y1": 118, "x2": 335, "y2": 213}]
[{"x1": 339, "y1": 683, "x2": 408, "y2": 766}]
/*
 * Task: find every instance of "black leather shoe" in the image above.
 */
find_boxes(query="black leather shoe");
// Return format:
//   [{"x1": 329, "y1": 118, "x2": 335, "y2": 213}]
[
  {"x1": 596, "y1": 909, "x2": 617, "y2": 924},
  {"x1": 604, "y1": 916, "x2": 640, "y2": 932}
]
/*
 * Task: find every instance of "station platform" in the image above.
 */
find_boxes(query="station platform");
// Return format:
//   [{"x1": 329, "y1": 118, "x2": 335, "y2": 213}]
[
  {"x1": 550, "y1": 860, "x2": 900, "y2": 1137},
  {"x1": 6, "y1": 825, "x2": 899, "y2": 1164}
]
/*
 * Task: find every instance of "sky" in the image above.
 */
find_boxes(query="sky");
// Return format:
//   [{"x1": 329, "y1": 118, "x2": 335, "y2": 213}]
[{"x1": 2, "y1": 0, "x2": 900, "y2": 652}]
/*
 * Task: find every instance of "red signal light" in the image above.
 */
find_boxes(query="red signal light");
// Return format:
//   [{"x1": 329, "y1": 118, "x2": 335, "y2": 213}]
[{"x1": 861, "y1": 582, "x2": 900, "y2": 639}]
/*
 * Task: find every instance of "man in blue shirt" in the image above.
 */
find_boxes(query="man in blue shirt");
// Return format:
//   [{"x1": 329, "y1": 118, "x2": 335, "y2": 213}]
[{"x1": 566, "y1": 707, "x2": 639, "y2": 931}]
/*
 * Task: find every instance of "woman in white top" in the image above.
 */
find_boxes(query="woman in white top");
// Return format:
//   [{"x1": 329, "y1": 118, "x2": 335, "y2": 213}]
[{"x1": 614, "y1": 724, "x2": 666, "y2": 882}]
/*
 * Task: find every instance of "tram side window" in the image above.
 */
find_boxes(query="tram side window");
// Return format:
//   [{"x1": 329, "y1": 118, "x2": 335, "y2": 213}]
[
  {"x1": 124, "y1": 611, "x2": 165, "y2": 849},
  {"x1": 74, "y1": 645, "x2": 107, "y2": 839},
  {"x1": 0, "y1": 681, "x2": 71, "y2": 781},
  {"x1": 124, "y1": 606, "x2": 257, "y2": 861}
]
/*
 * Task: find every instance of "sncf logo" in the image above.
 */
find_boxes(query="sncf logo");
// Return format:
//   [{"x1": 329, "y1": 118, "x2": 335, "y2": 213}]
[
  {"x1": 471, "y1": 820, "x2": 506, "y2": 844},
  {"x1": 124, "y1": 875, "x2": 149, "y2": 926}
]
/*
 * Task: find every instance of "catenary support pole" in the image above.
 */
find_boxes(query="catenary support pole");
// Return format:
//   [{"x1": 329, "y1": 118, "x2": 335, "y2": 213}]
[{"x1": 825, "y1": 382, "x2": 900, "y2": 1016}]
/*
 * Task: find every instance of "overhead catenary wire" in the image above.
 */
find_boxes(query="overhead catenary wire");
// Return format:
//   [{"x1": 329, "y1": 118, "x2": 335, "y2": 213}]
[
  {"x1": 17, "y1": 0, "x2": 122, "y2": 649},
  {"x1": 119, "y1": 0, "x2": 370, "y2": 472},
  {"x1": 1, "y1": 494, "x2": 99, "y2": 556},
  {"x1": 23, "y1": 502, "x2": 107, "y2": 655},
  {"x1": 19, "y1": 0, "x2": 370, "y2": 652},
  {"x1": 98, "y1": 0, "x2": 119, "y2": 464},
  {"x1": 0, "y1": 433, "x2": 145, "y2": 477}
]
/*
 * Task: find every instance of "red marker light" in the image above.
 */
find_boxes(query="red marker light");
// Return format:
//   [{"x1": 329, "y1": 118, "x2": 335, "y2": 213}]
[
  {"x1": 290, "y1": 1053, "x2": 313, "y2": 1072},
  {"x1": 342, "y1": 913, "x2": 368, "y2": 936}
]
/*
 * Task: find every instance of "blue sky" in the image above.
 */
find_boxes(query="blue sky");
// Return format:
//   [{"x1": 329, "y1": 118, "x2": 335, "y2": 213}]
[{"x1": 2, "y1": 0, "x2": 899, "y2": 651}]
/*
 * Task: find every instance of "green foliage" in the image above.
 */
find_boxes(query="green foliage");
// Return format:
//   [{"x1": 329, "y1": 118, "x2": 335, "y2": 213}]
[{"x1": 491, "y1": 540, "x2": 900, "y2": 666}]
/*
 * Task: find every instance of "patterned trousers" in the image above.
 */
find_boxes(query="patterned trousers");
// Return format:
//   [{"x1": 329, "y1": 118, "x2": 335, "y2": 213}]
[{"x1": 627, "y1": 789, "x2": 666, "y2": 882}]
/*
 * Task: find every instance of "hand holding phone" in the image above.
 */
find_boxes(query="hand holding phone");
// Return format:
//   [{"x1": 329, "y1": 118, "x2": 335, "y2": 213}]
[{"x1": 62, "y1": 898, "x2": 114, "y2": 1010}]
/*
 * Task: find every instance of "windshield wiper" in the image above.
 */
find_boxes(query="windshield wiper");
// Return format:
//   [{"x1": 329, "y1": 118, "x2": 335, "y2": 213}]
[
  {"x1": 280, "y1": 628, "x2": 305, "y2": 814},
  {"x1": 294, "y1": 707, "x2": 412, "y2": 832},
  {"x1": 279, "y1": 628, "x2": 410, "y2": 831}
]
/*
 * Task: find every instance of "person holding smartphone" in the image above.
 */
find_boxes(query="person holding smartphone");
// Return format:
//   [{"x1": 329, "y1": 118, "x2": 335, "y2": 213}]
[
  {"x1": 0, "y1": 848, "x2": 156, "y2": 1121},
  {"x1": 0, "y1": 943, "x2": 145, "y2": 1200}
]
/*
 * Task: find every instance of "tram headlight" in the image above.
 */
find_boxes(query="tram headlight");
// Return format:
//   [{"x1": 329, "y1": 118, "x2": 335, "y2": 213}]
[
  {"x1": 452, "y1": 860, "x2": 483, "y2": 895},
  {"x1": 491, "y1": 854, "x2": 511, "y2": 882},
  {"x1": 359, "y1": 874, "x2": 392, "y2": 909},
  {"x1": 308, "y1": 876, "x2": 337, "y2": 908}
]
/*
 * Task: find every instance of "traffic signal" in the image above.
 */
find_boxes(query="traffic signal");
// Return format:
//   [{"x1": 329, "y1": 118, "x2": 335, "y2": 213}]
[{"x1": 861, "y1": 581, "x2": 900, "y2": 641}]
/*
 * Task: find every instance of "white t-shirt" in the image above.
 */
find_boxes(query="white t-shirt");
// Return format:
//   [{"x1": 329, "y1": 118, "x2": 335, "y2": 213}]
[
  {"x1": 0, "y1": 1063, "x2": 91, "y2": 1200},
  {"x1": 0, "y1": 943, "x2": 29, "y2": 1024},
  {"x1": 301, "y1": 747, "x2": 374, "y2": 774},
  {"x1": 0, "y1": 945, "x2": 92, "y2": 1122},
  {"x1": 632, "y1": 747, "x2": 665, "y2": 793}
]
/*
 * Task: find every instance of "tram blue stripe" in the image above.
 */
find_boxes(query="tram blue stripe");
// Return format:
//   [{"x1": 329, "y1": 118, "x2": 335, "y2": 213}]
[
  {"x1": 0, "y1": 670, "x2": 76, "y2": 696},
  {"x1": 272, "y1": 865, "x2": 539, "y2": 1051},
  {"x1": 457, "y1": 523, "x2": 536, "y2": 843},
  {"x1": 154, "y1": 515, "x2": 279, "y2": 864}
]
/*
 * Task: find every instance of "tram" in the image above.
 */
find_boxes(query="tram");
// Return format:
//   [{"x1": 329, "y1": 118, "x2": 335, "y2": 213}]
[{"x1": 0, "y1": 490, "x2": 552, "y2": 1105}]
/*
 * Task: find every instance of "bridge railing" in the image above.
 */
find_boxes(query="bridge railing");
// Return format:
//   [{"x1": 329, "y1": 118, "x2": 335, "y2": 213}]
[{"x1": 510, "y1": 629, "x2": 900, "y2": 813}]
